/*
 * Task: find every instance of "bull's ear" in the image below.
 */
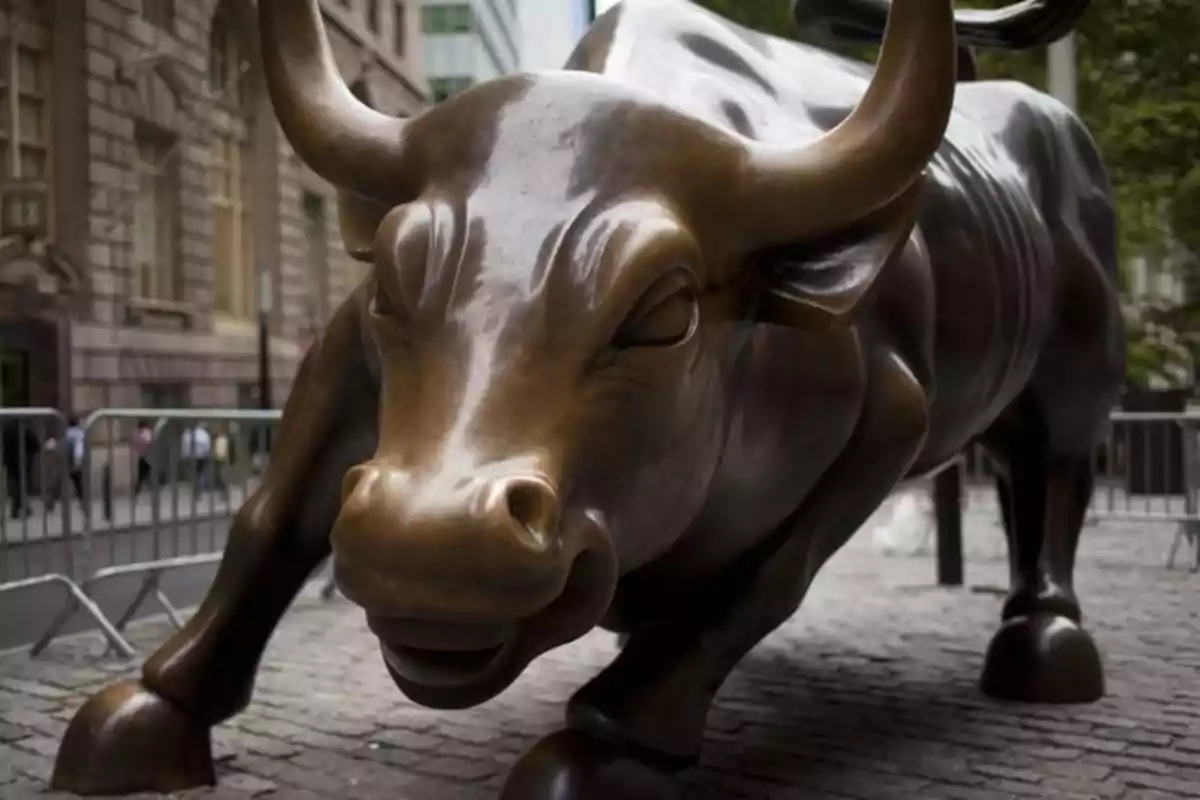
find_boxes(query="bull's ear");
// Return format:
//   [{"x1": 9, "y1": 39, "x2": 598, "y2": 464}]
[
  {"x1": 338, "y1": 192, "x2": 391, "y2": 263},
  {"x1": 755, "y1": 176, "x2": 925, "y2": 330}
]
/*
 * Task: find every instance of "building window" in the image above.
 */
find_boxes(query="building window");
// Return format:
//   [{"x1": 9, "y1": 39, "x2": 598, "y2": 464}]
[
  {"x1": 301, "y1": 191, "x2": 328, "y2": 329},
  {"x1": 0, "y1": 27, "x2": 52, "y2": 227},
  {"x1": 429, "y1": 76, "x2": 474, "y2": 103},
  {"x1": 392, "y1": 1, "x2": 407, "y2": 56},
  {"x1": 421, "y1": 4, "x2": 474, "y2": 34},
  {"x1": 209, "y1": 9, "x2": 257, "y2": 321},
  {"x1": 142, "y1": 0, "x2": 175, "y2": 31},
  {"x1": 212, "y1": 132, "x2": 256, "y2": 320},
  {"x1": 133, "y1": 131, "x2": 181, "y2": 301},
  {"x1": 366, "y1": 0, "x2": 382, "y2": 34}
]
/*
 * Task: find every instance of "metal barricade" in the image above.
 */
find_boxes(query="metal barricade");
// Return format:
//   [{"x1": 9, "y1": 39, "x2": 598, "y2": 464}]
[
  {"x1": 955, "y1": 410, "x2": 1200, "y2": 571},
  {"x1": 1097, "y1": 411, "x2": 1200, "y2": 570},
  {"x1": 29, "y1": 408, "x2": 284, "y2": 656},
  {"x1": 0, "y1": 409, "x2": 132, "y2": 655}
]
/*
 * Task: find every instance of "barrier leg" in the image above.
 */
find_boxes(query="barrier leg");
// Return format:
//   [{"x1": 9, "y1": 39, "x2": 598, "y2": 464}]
[{"x1": 30, "y1": 578, "x2": 135, "y2": 659}]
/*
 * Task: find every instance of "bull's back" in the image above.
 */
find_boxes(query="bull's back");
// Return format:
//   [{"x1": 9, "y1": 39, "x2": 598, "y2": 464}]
[
  {"x1": 566, "y1": 0, "x2": 881, "y2": 144},
  {"x1": 903, "y1": 81, "x2": 1119, "y2": 466}
]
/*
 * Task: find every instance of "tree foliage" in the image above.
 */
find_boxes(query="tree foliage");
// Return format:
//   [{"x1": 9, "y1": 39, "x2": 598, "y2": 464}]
[{"x1": 691, "y1": 0, "x2": 1200, "y2": 279}]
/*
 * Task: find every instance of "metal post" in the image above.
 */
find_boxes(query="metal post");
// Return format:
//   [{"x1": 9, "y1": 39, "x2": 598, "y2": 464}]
[
  {"x1": 934, "y1": 462, "x2": 964, "y2": 586},
  {"x1": 257, "y1": 268, "x2": 273, "y2": 412},
  {"x1": 101, "y1": 462, "x2": 112, "y2": 523},
  {"x1": 1047, "y1": 33, "x2": 1077, "y2": 110}
]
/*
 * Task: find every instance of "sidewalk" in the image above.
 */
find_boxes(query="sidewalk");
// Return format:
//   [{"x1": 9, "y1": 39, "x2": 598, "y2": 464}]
[
  {"x1": 0, "y1": 479, "x2": 261, "y2": 546},
  {"x1": 1, "y1": 514, "x2": 1196, "y2": 799}
]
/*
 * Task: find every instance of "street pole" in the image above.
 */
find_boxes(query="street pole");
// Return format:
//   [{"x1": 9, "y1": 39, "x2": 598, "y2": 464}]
[
  {"x1": 1047, "y1": 32, "x2": 1078, "y2": 111},
  {"x1": 256, "y1": 267, "x2": 274, "y2": 464},
  {"x1": 257, "y1": 267, "x2": 273, "y2": 412},
  {"x1": 934, "y1": 464, "x2": 964, "y2": 587}
]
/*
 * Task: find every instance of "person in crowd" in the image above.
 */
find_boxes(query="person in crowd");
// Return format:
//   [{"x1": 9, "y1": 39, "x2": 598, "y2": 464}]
[
  {"x1": 64, "y1": 415, "x2": 87, "y2": 508},
  {"x1": 131, "y1": 419, "x2": 155, "y2": 497},
  {"x1": 2, "y1": 418, "x2": 40, "y2": 519},
  {"x1": 181, "y1": 423, "x2": 213, "y2": 491},
  {"x1": 211, "y1": 423, "x2": 231, "y2": 500}
]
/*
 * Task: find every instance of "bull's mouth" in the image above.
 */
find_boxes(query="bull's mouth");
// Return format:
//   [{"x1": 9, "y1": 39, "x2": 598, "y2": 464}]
[
  {"x1": 369, "y1": 540, "x2": 617, "y2": 710},
  {"x1": 371, "y1": 616, "x2": 518, "y2": 688},
  {"x1": 388, "y1": 642, "x2": 505, "y2": 676}
]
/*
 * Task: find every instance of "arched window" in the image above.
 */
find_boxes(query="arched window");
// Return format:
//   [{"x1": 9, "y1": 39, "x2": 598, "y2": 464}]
[
  {"x1": 0, "y1": 10, "x2": 53, "y2": 236},
  {"x1": 208, "y1": 5, "x2": 257, "y2": 322}
]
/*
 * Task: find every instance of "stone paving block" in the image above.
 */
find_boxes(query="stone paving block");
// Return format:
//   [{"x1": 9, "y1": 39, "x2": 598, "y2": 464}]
[{"x1": 1, "y1": 522, "x2": 1197, "y2": 798}]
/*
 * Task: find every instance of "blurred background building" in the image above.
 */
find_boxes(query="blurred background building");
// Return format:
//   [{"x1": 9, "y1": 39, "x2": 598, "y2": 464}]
[
  {"x1": 0, "y1": 0, "x2": 427, "y2": 412},
  {"x1": 421, "y1": 0, "x2": 520, "y2": 102},
  {"x1": 519, "y1": 0, "x2": 592, "y2": 72}
]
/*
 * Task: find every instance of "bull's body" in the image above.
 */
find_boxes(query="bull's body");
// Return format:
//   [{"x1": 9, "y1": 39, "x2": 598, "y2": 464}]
[
  {"x1": 52, "y1": 1, "x2": 1125, "y2": 798},
  {"x1": 572, "y1": 1, "x2": 1122, "y2": 605}
]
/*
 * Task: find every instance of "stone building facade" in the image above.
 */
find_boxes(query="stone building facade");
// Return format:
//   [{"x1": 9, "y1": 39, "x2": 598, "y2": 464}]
[{"x1": 0, "y1": 0, "x2": 427, "y2": 412}]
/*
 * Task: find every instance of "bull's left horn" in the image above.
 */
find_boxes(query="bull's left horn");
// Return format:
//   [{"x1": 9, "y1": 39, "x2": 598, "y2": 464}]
[
  {"x1": 260, "y1": 0, "x2": 411, "y2": 199},
  {"x1": 738, "y1": 0, "x2": 957, "y2": 247}
]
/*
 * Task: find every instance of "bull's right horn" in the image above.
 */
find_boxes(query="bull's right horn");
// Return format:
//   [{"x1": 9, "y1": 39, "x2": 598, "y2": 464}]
[
  {"x1": 735, "y1": 0, "x2": 957, "y2": 249},
  {"x1": 259, "y1": 0, "x2": 413, "y2": 200}
]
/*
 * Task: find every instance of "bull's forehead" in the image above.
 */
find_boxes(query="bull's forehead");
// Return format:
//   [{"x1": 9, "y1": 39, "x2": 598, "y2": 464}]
[
  {"x1": 383, "y1": 74, "x2": 734, "y2": 324},
  {"x1": 381, "y1": 191, "x2": 687, "y2": 341},
  {"x1": 405, "y1": 74, "x2": 741, "y2": 232}
]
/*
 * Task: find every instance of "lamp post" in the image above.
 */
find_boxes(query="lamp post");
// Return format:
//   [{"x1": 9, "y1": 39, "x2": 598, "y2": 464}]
[
  {"x1": 257, "y1": 266, "x2": 273, "y2": 412},
  {"x1": 1047, "y1": 33, "x2": 1078, "y2": 111}
]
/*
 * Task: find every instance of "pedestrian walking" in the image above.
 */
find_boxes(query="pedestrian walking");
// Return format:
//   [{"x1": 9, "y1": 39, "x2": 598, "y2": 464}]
[
  {"x1": 131, "y1": 419, "x2": 155, "y2": 497},
  {"x1": 212, "y1": 424, "x2": 231, "y2": 499},
  {"x1": 181, "y1": 423, "x2": 213, "y2": 491},
  {"x1": 1, "y1": 418, "x2": 40, "y2": 519},
  {"x1": 64, "y1": 415, "x2": 87, "y2": 508}
]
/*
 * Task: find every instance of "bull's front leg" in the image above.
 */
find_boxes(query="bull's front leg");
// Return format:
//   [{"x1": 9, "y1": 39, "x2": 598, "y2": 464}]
[
  {"x1": 501, "y1": 347, "x2": 930, "y2": 799},
  {"x1": 51, "y1": 298, "x2": 377, "y2": 796}
]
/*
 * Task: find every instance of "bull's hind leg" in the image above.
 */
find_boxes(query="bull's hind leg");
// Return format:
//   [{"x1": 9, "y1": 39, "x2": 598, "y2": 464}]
[
  {"x1": 978, "y1": 390, "x2": 1108, "y2": 703},
  {"x1": 51, "y1": 300, "x2": 377, "y2": 795},
  {"x1": 502, "y1": 347, "x2": 929, "y2": 799}
]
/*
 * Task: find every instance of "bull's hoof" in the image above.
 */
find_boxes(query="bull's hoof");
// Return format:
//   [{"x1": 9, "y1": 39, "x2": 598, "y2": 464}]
[
  {"x1": 501, "y1": 729, "x2": 683, "y2": 800},
  {"x1": 979, "y1": 613, "x2": 1104, "y2": 703},
  {"x1": 51, "y1": 679, "x2": 216, "y2": 795}
]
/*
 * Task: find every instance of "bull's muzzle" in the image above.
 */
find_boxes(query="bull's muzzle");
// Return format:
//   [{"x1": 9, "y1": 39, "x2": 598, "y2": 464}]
[{"x1": 330, "y1": 463, "x2": 617, "y2": 708}]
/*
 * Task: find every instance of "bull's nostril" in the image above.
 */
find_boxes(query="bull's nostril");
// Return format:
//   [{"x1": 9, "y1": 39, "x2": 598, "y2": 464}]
[{"x1": 497, "y1": 477, "x2": 559, "y2": 549}]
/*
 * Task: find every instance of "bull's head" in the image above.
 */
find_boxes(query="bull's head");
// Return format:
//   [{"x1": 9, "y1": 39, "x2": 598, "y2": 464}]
[{"x1": 260, "y1": 0, "x2": 956, "y2": 709}]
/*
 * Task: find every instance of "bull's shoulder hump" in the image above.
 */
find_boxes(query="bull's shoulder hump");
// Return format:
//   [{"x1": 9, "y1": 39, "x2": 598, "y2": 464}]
[
  {"x1": 572, "y1": 0, "x2": 874, "y2": 143},
  {"x1": 950, "y1": 80, "x2": 1069, "y2": 131},
  {"x1": 944, "y1": 80, "x2": 1109, "y2": 192}
]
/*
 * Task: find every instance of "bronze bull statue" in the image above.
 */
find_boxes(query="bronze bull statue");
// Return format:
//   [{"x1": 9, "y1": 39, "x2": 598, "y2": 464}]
[{"x1": 51, "y1": 0, "x2": 1123, "y2": 796}]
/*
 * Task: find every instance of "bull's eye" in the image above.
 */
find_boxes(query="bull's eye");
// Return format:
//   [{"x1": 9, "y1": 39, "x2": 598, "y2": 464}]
[{"x1": 612, "y1": 288, "x2": 698, "y2": 350}]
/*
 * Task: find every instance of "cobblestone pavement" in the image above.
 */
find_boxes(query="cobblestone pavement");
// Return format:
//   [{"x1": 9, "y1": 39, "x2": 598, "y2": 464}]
[{"x1": 1, "y1": 516, "x2": 1197, "y2": 799}]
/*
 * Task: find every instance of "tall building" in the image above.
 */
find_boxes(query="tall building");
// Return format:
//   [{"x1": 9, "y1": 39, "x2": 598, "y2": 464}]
[
  {"x1": 421, "y1": 0, "x2": 520, "y2": 102},
  {"x1": 519, "y1": 0, "x2": 591, "y2": 72},
  {"x1": 0, "y1": 0, "x2": 428, "y2": 413}
]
